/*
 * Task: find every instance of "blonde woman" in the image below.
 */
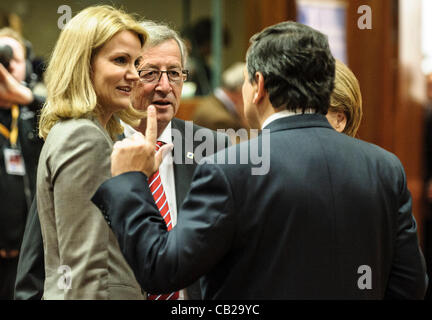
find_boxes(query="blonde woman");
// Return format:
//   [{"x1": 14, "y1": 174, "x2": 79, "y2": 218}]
[
  {"x1": 37, "y1": 6, "x2": 147, "y2": 299},
  {"x1": 326, "y1": 59, "x2": 363, "y2": 137}
]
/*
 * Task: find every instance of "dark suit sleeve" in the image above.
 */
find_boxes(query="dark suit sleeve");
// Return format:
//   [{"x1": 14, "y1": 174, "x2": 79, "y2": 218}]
[
  {"x1": 14, "y1": 197, "x2": 44, "y2": 300},
  {"x1": 92, "y1": 164, "x2": 236, "y2": 293},
  {"x1": 385, "y1": 163, "x2": 428, "y2": 299}
]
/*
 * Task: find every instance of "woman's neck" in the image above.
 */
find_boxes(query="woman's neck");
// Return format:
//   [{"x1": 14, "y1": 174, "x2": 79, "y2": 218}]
[{"x1": 97, "y1": 107, "x2": 113, "y2": 128}]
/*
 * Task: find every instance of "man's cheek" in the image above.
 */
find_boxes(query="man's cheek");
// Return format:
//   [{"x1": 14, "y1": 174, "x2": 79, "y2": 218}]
[
  {"x1": 132, "y1": 96, "x2": 147, "y2": 111},
  {"x1": 173, "y1": 104, "x2": 179, "y2": 116}
]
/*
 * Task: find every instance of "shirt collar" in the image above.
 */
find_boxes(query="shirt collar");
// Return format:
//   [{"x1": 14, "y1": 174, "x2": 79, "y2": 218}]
[
  {"x1": 158, "y1": 121, "x2": 172, "y2": 144},
  {"x1": 261, "y1": 108, "x2": 316, "y2": 130}
]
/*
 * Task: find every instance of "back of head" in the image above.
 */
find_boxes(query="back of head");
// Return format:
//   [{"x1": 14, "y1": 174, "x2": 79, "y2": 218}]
[
  {"x1": 140, "y1": 20, "x2": 187, "y2": 67},
  {"x1": 222, "y1": 62, "x2": 245, "y2": 91},
  {"x1": 245, "y1": 21, "x2": 335, "y2": 114},
  {"x1": 329, "y1": 59, "x2": 363, "y2": 137},
  {"x1": 40, "y1": 5, "x2": 147, "y2": 140}
]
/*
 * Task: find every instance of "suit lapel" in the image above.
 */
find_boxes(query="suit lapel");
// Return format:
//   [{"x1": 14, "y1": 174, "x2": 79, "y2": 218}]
[
  {"x1": 172, "y1": 118, "x2": 198, "y2": 209},
  {"x1": 171, "y1": 118, "x2": 229, "y2": 300}
]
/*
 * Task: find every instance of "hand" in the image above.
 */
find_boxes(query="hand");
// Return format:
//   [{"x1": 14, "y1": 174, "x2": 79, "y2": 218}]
[
  {"x1": 0, "y1": 63, "x2": 33, "y2": 108},
  {"x1": 111, "y1": 105, "x2": 173, "y2": 177}
]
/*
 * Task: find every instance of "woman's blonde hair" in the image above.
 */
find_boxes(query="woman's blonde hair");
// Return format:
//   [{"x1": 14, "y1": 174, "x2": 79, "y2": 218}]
[
  {"x1": 329, "y1": 59, "x2": 363, "y2": 137},
  {"x1": 39, "y1": 5, "x2": 147, "y2": 140}
]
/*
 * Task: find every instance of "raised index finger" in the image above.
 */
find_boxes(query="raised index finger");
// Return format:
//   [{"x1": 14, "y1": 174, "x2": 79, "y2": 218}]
[{"x1": 145, "y1": 105, "x2": 157, "y2": 145}]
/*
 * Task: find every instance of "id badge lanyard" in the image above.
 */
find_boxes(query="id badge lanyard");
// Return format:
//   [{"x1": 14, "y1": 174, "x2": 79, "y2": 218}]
[
  {"x1": 0, "y1": 104, "x2": 19, "y2": 147},
  {"x1": 0, "y1": 104, "x2": 31, "y2": 209}
]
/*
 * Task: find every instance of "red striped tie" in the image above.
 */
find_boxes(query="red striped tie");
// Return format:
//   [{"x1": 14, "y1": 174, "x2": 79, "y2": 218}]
[{"x1": 147, "y1": 141, "x2": 180, "y2": 300}]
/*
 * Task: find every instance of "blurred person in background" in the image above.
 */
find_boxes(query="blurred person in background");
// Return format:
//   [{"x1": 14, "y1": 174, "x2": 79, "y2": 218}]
[
  {"x1": 182, "y1": 17, "x2": 231, "y2": 96},
  {"x1": 193, "y1": 62, "x2": 249, "y2": 144},
  {"x1": 0, "y1": 11, "x2": 22, "y2": 35},
  {"x1": 0, "y1": 27, "x2": 43, "y2": 300},
  {"x1": 0, "y1": 11, "x2": 42, "y2": 91},
  {"x1": 326, "y1": 59, "x2": 363, "y2": 138}
]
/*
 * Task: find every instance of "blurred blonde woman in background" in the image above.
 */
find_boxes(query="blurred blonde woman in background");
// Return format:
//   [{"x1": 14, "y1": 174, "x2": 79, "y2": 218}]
[
  {"x1": 37, "y1": 6, "x2": 147, "y2": 299},
  {"x1": 326, "y1": 59, "x2": 363, "y2": 138}
]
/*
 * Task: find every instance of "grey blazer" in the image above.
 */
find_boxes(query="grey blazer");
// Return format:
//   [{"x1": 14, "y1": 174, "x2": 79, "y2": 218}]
[{"x1": 36, "y1": 117, "x2": 144, "y2": 300}]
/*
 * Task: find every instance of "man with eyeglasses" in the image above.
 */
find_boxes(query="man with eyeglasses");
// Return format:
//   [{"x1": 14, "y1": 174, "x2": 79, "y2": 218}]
[
  {"x1": 122, "y1": 20, "x2": 229, "y2": 300},
  {"x1": 14, "y1": 20, "x2": 229, "y2": 300}
]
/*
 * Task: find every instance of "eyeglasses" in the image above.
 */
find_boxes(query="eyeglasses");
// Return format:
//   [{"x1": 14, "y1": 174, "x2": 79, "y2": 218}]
[{"x1": 138, "y1": 68, "x2": 189, "y2": 84}]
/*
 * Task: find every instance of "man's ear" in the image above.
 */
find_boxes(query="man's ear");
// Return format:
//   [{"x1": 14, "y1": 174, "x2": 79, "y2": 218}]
[{"x1": 253, "y1": 72, "x2": 265, "y2": 105}]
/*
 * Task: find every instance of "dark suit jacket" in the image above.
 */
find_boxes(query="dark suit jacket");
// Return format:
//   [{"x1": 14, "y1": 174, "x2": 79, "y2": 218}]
[
  {"x1": 92, "y1": 114, "x2": 427, "y2": 299},
  {"x1": 14, "y1": 118, "x2": 228, "y2": 300}
]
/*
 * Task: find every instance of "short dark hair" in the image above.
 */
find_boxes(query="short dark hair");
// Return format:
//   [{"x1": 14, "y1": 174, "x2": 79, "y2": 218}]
[{"x1": 246, "y1": 21, "x2": 335, "y2": 114}]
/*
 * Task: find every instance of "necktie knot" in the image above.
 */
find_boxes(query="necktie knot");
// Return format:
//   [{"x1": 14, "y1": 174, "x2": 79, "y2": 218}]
[{"x1": 155, "y1": 141, "x2": 164, "y2": 151}]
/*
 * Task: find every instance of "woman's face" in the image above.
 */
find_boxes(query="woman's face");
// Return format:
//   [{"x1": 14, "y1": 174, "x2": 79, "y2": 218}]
[{"x1": 91, "y1": 30, "x2": 142, "y2": 115}]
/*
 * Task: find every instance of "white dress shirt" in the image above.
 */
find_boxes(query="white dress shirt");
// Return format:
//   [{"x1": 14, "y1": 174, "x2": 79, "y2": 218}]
[
  {"x1": 122, "y1": 121, "x2": 178, "y2": 226},
  {"x1": 261, "y1": 108, "x2": 316, "y2": 129},
  {"x1": 122, "y1": 121, "x2": 185, "y2": 299}
]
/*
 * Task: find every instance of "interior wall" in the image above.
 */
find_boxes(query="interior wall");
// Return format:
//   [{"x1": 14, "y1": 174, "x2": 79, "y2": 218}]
[
  {"x1": 346, "y1": 0, "x2": 426, "y2": 244},
  {"x1": 0, "y1": 0, "x2": 246, "y2": 70},
  {"x1": 245, "y1": 0, "x2": 296, "y2": 47},
  {"x1": 396, "y1": 0, "x2": 425, "y2": 244}
]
